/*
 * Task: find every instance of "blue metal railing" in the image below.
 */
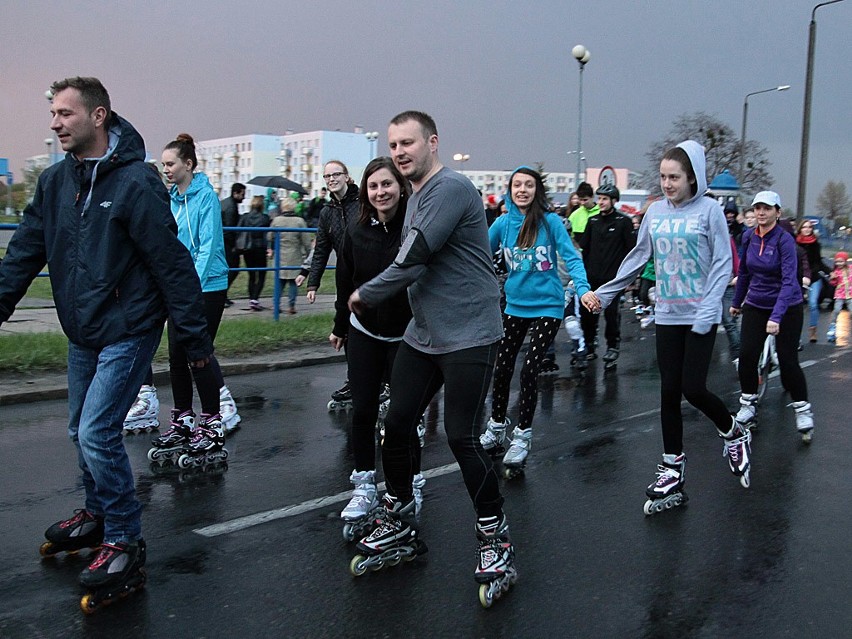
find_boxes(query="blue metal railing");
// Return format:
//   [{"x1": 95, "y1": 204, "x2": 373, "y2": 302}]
[{"x1": 0, "y1": 223, "x2": 324, "y2": 322}]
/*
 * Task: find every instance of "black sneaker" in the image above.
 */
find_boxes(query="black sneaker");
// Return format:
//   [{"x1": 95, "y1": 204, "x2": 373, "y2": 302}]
[{"x1": 79, "y1": 539, "x2": 146, "y2": 588}]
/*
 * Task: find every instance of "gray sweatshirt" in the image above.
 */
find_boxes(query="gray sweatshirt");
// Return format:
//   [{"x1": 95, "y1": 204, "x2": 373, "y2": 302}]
[
  {"x1": 594, "y1": 141, "x2": 731, "y2": 335},
  {"x1": 358, "y1": 167, "x2": 503, "y2": 354}
]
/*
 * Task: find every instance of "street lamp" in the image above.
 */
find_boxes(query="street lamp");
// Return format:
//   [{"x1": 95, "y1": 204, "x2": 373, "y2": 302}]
[
  {"x1": 44, "y1": 89, "x2": 60, "y2": 165},
  {"x1": 739, "y1": 85, "x2": 790, "y2": 185},
  {"x1": 365, "y1": 131, "x2": 379, "y2": 159},
  {"x1": 797, "y1": 0, "x2": 847, "y2": 221},
  {"x1": 452, "y1": 153, "x2": 470, "y2": 173},
  {"x1": 572, "y1": 44, "x2": 591, "y2": 182}
]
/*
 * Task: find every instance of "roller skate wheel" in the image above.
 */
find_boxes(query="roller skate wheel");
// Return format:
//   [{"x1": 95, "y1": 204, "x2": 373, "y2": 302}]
[
  {"x1": 80, "y1": 592, "x2": 97, "y2": 614},
  {"x1": 39, "y1": 541, "x2": 58, "y2": 558},
  {"x1": 146, "y1": 448, "x2": 160, "y2": 463},
  {"x1": 327, "y1": 400, "x2": 336, "y2": 411},
  {"x1": 740, "y1": 473, "x2": 750, "y2": 489},
  {"x1": 349, "y1": 554, "x2": 368, "y2": 577},
  {"x1": 177, "y1": 454, "x2": 194, "y2": 469},
  {"x1": 342, "y1": 524, "x2": 355, "y2": 542},
  {"x1": 479, "y1": 583, "x2": 494, "y2": 608},
  {"x1": 385, "y1": 555, "x2": 401, "y2": 567},
  {"x1": 643, "y1": 500, "x2": 655, "y2": 516}
]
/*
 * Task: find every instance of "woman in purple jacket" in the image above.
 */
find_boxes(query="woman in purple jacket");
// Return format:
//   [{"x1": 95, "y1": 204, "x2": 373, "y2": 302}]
[{"x1": 730, "y1": 192, "x2": 814, "y2": 442}]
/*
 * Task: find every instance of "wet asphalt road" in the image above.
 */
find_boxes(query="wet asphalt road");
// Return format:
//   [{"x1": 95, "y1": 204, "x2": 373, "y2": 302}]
[{"x1": 0, "y1": 320, "x2": 850, "y2": 639}]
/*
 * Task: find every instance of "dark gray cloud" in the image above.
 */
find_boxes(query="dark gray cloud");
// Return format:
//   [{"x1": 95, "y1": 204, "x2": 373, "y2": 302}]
[{"x1": 1, "y1": 0, "x2": 849, "y2": 211}]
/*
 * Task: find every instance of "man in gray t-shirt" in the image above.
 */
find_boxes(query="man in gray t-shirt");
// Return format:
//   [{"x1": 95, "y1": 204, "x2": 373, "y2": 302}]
[{"x1": 348, "y1": 111, "x2": 516, "y2": 598}]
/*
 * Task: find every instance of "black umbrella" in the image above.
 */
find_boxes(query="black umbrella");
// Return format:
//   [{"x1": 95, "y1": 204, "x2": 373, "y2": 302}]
[{"x1": 247, "y1": 175, "x2": 308, "y2": 195}]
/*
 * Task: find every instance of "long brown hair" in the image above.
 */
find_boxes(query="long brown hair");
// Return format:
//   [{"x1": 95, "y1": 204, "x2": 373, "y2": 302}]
[
  {"x1": 358, "y1": 157, "x2": 410, "y2": 225},
  {"x1": 511, "y1": 167, "x2": 551, "y2": 249}
]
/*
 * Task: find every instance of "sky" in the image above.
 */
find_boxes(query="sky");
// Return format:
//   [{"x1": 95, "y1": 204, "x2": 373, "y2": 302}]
[{"x1": 1, "y1": 0, "x2": 850, "y2": 212}]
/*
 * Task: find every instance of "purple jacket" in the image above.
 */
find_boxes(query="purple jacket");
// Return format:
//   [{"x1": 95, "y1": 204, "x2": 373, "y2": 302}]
[{"x1": 732, "y1": 225, "x2": 803, "y2": 322}]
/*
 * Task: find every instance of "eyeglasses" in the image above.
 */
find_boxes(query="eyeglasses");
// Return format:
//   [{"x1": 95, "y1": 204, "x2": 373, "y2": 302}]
[{"x1": 323, "y1": 171, "x2": 345, "y2": 181}]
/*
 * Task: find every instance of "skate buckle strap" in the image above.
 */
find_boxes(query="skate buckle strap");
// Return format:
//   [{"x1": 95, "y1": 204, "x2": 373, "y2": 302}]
[{"x1": 654, "y1": 465, "x2": 678, "y2": 486}]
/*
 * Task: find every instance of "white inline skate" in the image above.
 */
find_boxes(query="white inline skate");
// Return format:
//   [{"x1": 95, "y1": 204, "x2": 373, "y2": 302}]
[
  {"x1": 123, "y1": 385, "x2": 160, "y2": 434},
  {"x1": 790, "y1": 401, "x2": 814, "y2": 443},
  {"x1": 147, "y1": 410, "x2": 195, "y2": 465},
  {"x1": 475, "y1": 514, "x2": 517, "y2": 608},
  {"x1": 502, "y1": 427, "x2": 532, "y2": 479},
  {"x1": 480, "y1": 417, "x2": 509, "y2": 457},
  {"x1": 349, "y1": 495, "x2": 427, "y2": 576},
  {"x1": 341, "y1": 470, "x2": 379, "y2": 542},
  {"x1": 720, "y1": 418, "x2": 752, "y2": 488},
  {"x1": 219, "y1": 385, "x2": 241, "y2": 434},
  {"x1": 734, "y1": 393, "x2": 759, "y2": 430},
  {"x1": 643, "y1": 453, "x2": 688, "y2": 515}
]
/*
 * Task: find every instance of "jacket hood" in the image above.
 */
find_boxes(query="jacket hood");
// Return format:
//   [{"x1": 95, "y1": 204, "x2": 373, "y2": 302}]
[
  {"x1": 169, "y1": 171, "x2": 213, "y2": 203},
  {"x1": 675, "y1": 140, "x2": 708, "y2": 206},
  {"x1": 70, "y1": 112, "x2": 147, "y2": 214}
]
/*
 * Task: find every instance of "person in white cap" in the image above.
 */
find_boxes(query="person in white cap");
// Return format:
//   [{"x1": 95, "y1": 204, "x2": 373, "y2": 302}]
[{"x1": 729, "y1": 191, "x2": 814, "y2": 443}]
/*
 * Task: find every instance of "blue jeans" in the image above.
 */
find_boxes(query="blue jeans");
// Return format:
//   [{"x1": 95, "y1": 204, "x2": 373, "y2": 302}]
[
  {"x1": 807, "y1": 278, "x2": 823, "y2": 328},
  {"x1": 67, "y1": 325, "x2": 163, "y2": 543}
]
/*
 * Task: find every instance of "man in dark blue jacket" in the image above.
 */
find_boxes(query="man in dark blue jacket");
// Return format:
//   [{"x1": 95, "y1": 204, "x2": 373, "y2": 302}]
[{"x1": 0, "y1": 77, "x2": 212, "y2": 597}]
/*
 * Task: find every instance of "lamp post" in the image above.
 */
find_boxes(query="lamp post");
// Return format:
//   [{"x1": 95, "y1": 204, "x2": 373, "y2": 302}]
[
  {"x1": 739, "y1": 85, "x2": 790, "y2": 185},
  {"x1": 452, "y1": 153, "x2": 470, "y2": 174},
  {"x1": 796, "y1": 0, "x2": 846, "y2": 221},
  {"x1": 44, "y1": 138, "x2": 53, "y2": 169},
  {"x1": 365, "y1": 131, "x2": 379, "y2": 159},
  {"x1": 571, "y1": 44, "x2": 591, "y2": 183},
  {"x1": 44, "y1": 89, "x2": 60, "y2": 165}
]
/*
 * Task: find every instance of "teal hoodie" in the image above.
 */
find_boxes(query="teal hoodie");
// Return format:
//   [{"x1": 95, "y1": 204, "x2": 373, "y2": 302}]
[
  {"x1": 594, "y1": 140, "x2": 731, "y2": 334},
  {"x1": 170, "y1": 172, "x2": 229, "y2": 292},
  {"x1": 490, "y1": 197, "x2": 590, "y2": 319}
]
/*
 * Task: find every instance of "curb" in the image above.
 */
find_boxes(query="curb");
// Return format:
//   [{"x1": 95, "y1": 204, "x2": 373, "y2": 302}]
[{"x1": 0, "y1": 351, "x2": 346, "y2": 407}]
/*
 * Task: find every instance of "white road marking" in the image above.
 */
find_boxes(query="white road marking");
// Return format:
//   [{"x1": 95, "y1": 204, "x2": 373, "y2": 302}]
[
  {"x1": 194, "y1": 356, "x2": 830, "y2": 538},
  {"x1": 193, "y1": 462, "x2": 461, "y2": 537}
]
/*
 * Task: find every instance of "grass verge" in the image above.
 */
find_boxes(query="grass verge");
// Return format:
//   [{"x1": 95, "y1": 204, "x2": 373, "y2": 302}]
[{"x1": 0, "y1": 313, "x2": 334, "y2": 375}]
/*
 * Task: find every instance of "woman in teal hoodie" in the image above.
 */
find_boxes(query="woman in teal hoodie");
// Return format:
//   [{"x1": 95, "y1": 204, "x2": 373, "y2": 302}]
[
  {"x1": 480, "y1": 167, "x2": 590, "y2": 475},
  {"x1": 144, "y1": 134, "x2": 238, "y2": 462}
]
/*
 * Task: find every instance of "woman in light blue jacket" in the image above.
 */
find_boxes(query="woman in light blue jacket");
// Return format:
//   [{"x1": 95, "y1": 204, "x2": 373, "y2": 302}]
[{"x1": 126, "y1": 135, "x2": 240, "y2": 463}]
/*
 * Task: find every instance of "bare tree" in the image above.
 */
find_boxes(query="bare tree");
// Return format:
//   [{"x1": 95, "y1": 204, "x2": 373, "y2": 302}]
[
  {"x1": 642, "y1": 112, "x2": 773, "y2": 195},
  {"x1": 815, "y1": 180, "x2": 850, "y2": 223}
]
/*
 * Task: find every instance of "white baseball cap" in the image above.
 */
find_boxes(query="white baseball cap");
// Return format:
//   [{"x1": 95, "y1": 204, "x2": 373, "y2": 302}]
[{"x1": 751, "y1": 191, "x2": 781, "y2": 208}]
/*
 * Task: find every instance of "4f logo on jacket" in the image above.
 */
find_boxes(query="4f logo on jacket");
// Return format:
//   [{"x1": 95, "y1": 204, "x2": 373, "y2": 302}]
[{"x1": 99, "y1": 201, "x2": 112, "y2": 209}]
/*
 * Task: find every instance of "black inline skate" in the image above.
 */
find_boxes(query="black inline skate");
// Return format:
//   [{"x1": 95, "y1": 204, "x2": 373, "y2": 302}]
[
  {"x1": 349, "y1": 495, "x2": 427, "y2": 576},
  {"x1": 78, "y1": 539, "x2": 147, "y2": 614},
  {"x1": 177, "y1": 414, "x2": 229, "y2": 469},
  {"x1": 327, "y1": 380, "x2": 353, "y2": 411},
  {"x1": 475, "y1": 514, "x2": 517, "y2": 608},
  {"x1": 147, "y1": 409, "x2": 195, "y2": 465},
  {"x1": 720, "y1": 418, "x2": 752, "y2": 488},
  {"x1": 643, "y1": 453, "x2": 688, "y2": 515},
  {"x1": 602, "y1": 347, "x2": 619, "y2": 371},
  {"x1": 40, "y1": 509, "x2": 104, "y2": 558}
]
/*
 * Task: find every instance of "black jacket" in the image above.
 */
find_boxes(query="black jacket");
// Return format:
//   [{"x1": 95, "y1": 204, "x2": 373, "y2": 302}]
[
  {"x1": 220, "y1": 196, "x2": 240, "y2": 247},
  {"x1": 237, "y1": 209, "x2": 270, "y2": 251},
  {"x1": 579, "y1": 210, "x2": 636, "y2": 287},
  {"x1": 305, "y1": 185, "x2": 360, "y2": 291},
  {"x1": 333, "y1": 211, "x2": 412, "y2": 339},
  {"x1": 0, "y1": 114, "x2": 212, "y2": 359}
]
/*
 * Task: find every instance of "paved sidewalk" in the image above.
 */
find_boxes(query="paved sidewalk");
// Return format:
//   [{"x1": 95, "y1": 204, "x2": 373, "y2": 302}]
[{"x1": 0, "y1": 293, "x2": 343, "y2": 406}]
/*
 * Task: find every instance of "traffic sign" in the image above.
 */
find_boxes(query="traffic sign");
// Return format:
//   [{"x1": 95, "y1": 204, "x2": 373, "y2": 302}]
[{"x1": 598, "y1": 165, "x2": 616, "y2": 188}]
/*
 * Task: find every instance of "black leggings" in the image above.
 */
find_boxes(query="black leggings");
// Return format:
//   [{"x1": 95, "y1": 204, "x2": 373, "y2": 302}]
[
  {"x1": 243, "y1": 248, "x2": 267, "y2": 300},
  {"x1": 738, "y1": 303, "x2": 807, "y2": 401},
  {"x1": 655, "y1": 324, "x2": 732, "y2": 455},
  {"x1": 580, "y1": 297, "x2": 622, "y2": 350},
  {"x1": 347, "y1": 327, "x2": 421, "y2": 473},
  {"x1": 491, "y1": 315, "x2": 562, "y2": 429},
  {"x1": 382, "y1": 341, "x2": 503, "y2": 518},
  {"x1": 168, "y1": 289, "x2": 226, "y2": 415}
]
